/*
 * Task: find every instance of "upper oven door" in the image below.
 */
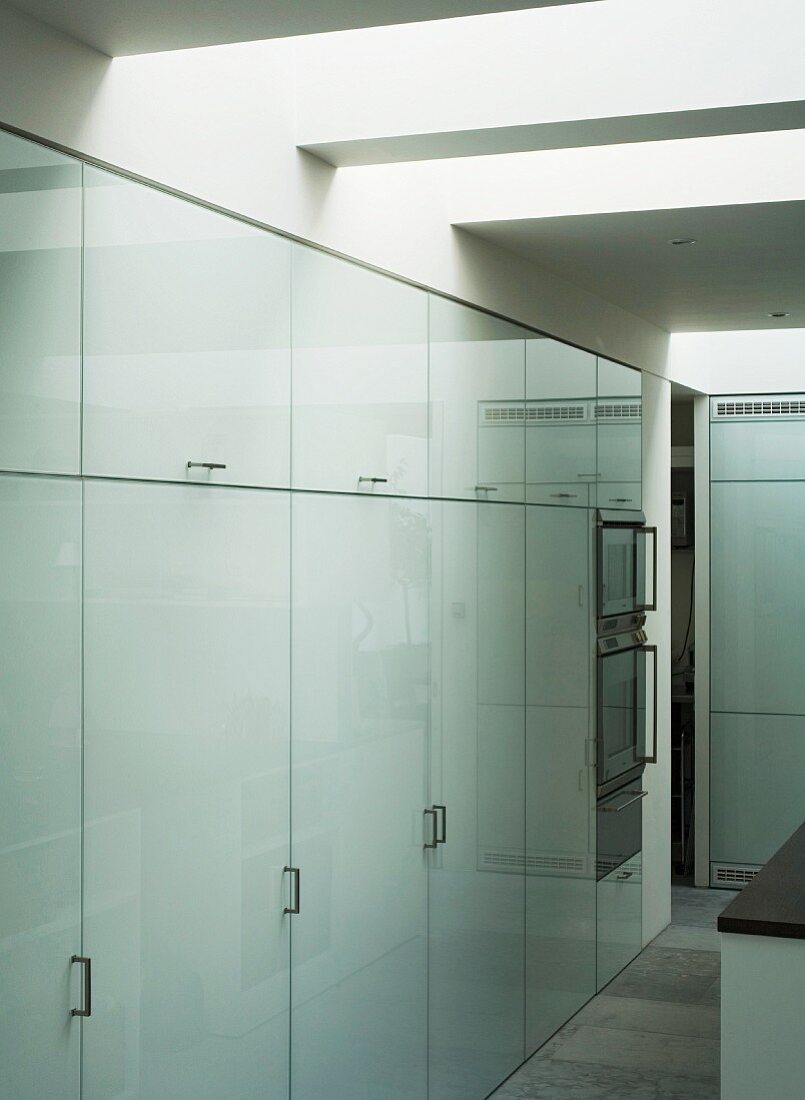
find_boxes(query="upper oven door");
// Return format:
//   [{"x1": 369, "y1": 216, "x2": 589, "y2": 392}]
[
  {"x1": 597, "y1": 512, "x2": 656, "y2": 623},
  {"x1": 597, "y1": 630, "x2": 657, "y2": 789}
]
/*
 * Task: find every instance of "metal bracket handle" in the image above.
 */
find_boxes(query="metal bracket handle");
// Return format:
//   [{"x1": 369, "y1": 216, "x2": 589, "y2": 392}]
[
  {"x1": 70, "y1": 955, "x2": 91, "y2": 1017},
  {"x1": 637, "y1": 526, "x2": 658, "y2": 612},
  {"x1": 283, "y1": 866, "x2": 300, "y2": 914},
  {"x1": 423, "y1": 808, "x2": 438, "y2": 849},
  {"x1": 637, "y1": 643, "x2": 658, "y2": 763},
  {"x1": 474, "y1": 485, "x2": 499, "y2": 493},
  {"x1": 434, "y1": 804, "x2": 447, "y2": 845},
  {"x1": 550, "y1": 493, "x2": 578, "y2": 499},
  {"x1": 187, "y1": 462, "x2": 227, "y2": 471},
  {"x1": 598, "y1": 790, "x2": 648, "y2": 813},
  {"x1": 358, "y1": 476, "x2": 388, "y2": 485}
]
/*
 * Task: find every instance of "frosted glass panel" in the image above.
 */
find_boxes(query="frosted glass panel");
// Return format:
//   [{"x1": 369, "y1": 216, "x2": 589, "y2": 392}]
[
  {"x1": 83, "y1": 168, "x2": 291, "y2": 487},
  {"x1": 291, "y1": 494, "x2": 429, "y2": 1099},
  {"x1": 526, "y1": 505, "x2": 590, "y2": 709},
  {"x1": 0, "y1": 131, "x2": 81, "y2": 474},
  {"x1": 526, "y1": 338, "x2": 596, "y2": 507},
  {"x1": 710, "y1": 713, "x2": 805, "y2": 866},
  {"x1": 711, "y1": 419, "x2": 805, "y2": 481},
  {"x1": 0, "y1": 475, "x2": 81, "y2": 1098},
  {"x1": 429, "y1": 501, "x2": 525, "y2": 1099},
  {"x1": 291, "y1": 246, "x2": 428, "y2": 495},
  {"x1": 82, "y1": 482, "x2": 290, "y2": 1100},
  {"x1": 596, "y1": 853, "x2": 642, "y2": 990},
  {"x1": 711, "y1": 482, "x2": 805, "y2": 715},
  {"x1": 596, "y1": 357, "x2": 641, "y2": 509},
  {"x1": 429, "y1": 296, "x2": 526, "y2": 501}
]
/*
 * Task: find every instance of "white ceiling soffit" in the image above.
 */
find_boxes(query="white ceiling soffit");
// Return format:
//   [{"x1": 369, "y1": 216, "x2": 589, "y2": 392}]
[
  {"x1": 296, "y1": 0, "x2": 805, "y2": 165},
  {"x1": 458, "y1": 201, "x2": 805, "y2": 333},
  {"x1": 2, "y1": 0, "x2": 596, "y2": 56}
]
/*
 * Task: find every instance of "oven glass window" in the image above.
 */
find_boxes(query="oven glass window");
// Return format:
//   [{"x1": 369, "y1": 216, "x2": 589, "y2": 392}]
[
  {"x1": 599, "y1": 647, "x2": 637, "y2": 782},
  {"x1": 600, "y1": 527, "x2": 637, "y2": 616}
]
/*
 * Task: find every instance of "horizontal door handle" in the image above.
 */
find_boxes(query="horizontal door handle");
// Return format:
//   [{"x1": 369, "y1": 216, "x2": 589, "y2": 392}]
[
  {"x1": 70, "y1": 955, "x2": 91, "y2": 1017},
  {"x1": 609, "y1": 497, "x2": 634, "y2": 503},
  {"x1": 550, "y1": 493, "x2": 578, "y2": 499},
  {"x1": 187, "y1": 461, "x2": 227, "y2": 471},
  {"x1": 283, "y1": 866, "x2": 300, "y2": 914},
  {"x1": 358, "y1": 476, "x2": 388, "y2": 485},
  {"x1": 474, "y1": 485, "x2": 499, "y2": 492},
  {"x1": 598, "y1": 790, "x2": 648, "y2": 813}
]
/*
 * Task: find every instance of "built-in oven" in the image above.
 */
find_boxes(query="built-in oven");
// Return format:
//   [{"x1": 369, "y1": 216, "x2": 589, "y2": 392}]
[
  {"x1": 596, "y1": 783, "x2": 646, "y2": 879},
  {"x1": 596, "y1": 627, "x2": 657, "y2": 799},
  {"x1": 597, "y1": 510, "x2": 657, "y2": 633}
]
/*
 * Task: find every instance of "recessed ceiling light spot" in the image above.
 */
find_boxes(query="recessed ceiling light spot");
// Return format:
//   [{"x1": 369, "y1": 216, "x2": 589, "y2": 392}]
[
  {"x1": 669, "y1": 237, "x2": 697, "y2": 246},
  {"x1": 768, "y1": 312, "x2": 790, "y2": 318}
]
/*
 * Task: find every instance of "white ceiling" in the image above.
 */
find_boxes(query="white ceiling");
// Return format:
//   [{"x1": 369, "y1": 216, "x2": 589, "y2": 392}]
[
  {"x1": 4, "y1": 0, "x2": 594, "y2": 56},
  {"x1": 458, "y1": 201, "x2": 805, "y2": 332}
]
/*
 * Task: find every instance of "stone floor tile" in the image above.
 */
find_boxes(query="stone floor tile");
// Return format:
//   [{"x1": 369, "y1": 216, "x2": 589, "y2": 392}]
[
  {"x1": 573, "y1": 994, "x2": 720, "y2": 1039},
  {"x1": 492, "y1": 1058, "x2": 720, "y2": 1099}
]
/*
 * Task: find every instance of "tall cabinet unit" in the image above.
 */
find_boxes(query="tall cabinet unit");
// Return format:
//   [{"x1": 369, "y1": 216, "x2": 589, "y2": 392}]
[
  {"x1": 0, "y1": 124, "x2": 648, "y2": 1100},
  {"x1": 710, "y1": 398, "x2": 805, "y2": 885}
]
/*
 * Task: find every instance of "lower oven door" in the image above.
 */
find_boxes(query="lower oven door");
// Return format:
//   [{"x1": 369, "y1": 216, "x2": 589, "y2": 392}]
[
  {"x1": 597, "y1": 784, "x2": 647, "y2": 879},
  {"x1": 597, "y1": 632, "x2": 657, "y2": 790}
]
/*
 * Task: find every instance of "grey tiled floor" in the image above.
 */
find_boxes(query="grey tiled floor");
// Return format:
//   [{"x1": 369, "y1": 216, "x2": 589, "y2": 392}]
[{"x1": 490, "y1": 885, "x2": 738, "y2": 1099}]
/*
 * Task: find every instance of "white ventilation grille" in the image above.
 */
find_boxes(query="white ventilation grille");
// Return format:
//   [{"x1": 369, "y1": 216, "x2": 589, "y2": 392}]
[
  {"x1": 711, "y1": 396, "x2": 805, "y2": 420},
  {"x1": 479, "y1": 401, "x2": 590, "y2": 426},
  {"x1": 480, "y1": 848, "x2": 587, "y2": 876},
  {"x1": 710, "y1": 862, "x2": 762, "y2": 888},
  {"x1": 595, "y1": 402, "x2": 642, "y2": 422}
]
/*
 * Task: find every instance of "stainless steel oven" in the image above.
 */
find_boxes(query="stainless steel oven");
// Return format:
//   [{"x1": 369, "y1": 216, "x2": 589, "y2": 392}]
[
  {"x1": 597, "y1": 783, "x2": 646, "y2": 879},
  {"x1": 597, "y1": 510, "x2": 657, "y2": 632},
  {"x1": 597, "y1": 627, "x2": 657, "y2": 798}
]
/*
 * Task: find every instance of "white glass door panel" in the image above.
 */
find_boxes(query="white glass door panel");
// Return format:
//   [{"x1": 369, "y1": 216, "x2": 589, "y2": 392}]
[
  {"x1": 0, "y1": 131, "x2": 81, "y2": 474},
  {"x1": 596, "y1": 854, "x2": 642, "y2": 991},
  {"x1": 526, "y1": 505, "x2": 590, "y2": 709},
  {"x1": 83, "y1": 169, "x2": 291, "y2": 488},
  {"x1": 711, "y1": 418, "x2": 805, "y2": 481},
  {"x1": 526, "y1": 338, "x2": 596, "y2": 506},
  {"x1": 711, "y1": 482, "x2": 805, "y2": 715},
  {"x1": 0, "y1": 475, "x2": 82, "y2": 1098},
  {"x1": 291, "y1": 246, "x2": 428, "y2": 496},
  {"x1": 710, "y1": 713, "x2": 805, "y2": 867},
  {"x1": 291, "y1": 493, "x2": 429, "y2": 1099},
  {"x1": 429, "y1": 297, "x2": 526, "y2": 502},
  {"x1": 82, "y1": 481, "x2": 290, "y2": 1100},
  {"x1": 429, "y1": 501, "x2": 525, "y2": 1100},
  {"x1": 596, "y1": 358, "x2": 641, "y2": 510},
  {"x1": 525, "y1": 707, "x2": 596, "y2": 1051}
]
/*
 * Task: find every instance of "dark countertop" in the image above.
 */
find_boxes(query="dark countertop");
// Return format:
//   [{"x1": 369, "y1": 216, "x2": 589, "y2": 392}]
[{"x1": 718, "y1": 821, "x2": 805, "y2": 940}]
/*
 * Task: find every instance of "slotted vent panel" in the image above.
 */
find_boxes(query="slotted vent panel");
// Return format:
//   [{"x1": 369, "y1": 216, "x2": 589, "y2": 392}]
[
  {"x1": 480, "y1": 849, "x2": 586, "y2": 875},
  {"x1": 595, "y1": 402, "x2": 642, "y2": 421},
  {"x1": 479, "y1": 402, "x2": 589, "y2": 426},
  {"x1": 712, "y1": 396, "x2": 805, "y2": 420},
  {"x1": 710, "y1": 862, "x2": 761, "y2": 888}
]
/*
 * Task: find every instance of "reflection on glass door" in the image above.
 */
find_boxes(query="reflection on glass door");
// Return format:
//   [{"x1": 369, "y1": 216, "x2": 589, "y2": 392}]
[
  {"x1": 291, "y1": 493, "x2": 430, "y2": 1099},
  {"x1": 0, "y1": 475, "x2": 82, "y2": 1098},
  {"x1": 82, "y1": 482, "x2": 291, "y2": 1099}
]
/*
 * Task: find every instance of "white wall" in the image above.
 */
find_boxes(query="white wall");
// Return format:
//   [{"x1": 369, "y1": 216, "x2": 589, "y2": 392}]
[
  {"x1": 669, "y1": 329, "x2": 805, "y2": 395},
  {"x1": 0, "y1": 4, "x2": 669, "y2": 376},
  {"x1": 641, "y1": 372, "x2": 672, "y2": 942}
]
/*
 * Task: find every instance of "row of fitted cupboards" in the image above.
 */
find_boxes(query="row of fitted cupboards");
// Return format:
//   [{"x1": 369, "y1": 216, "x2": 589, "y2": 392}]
[
  {"x1": 0, "y1": 127, "x2": 641, "y2": 507},
  {"x1": 1, "y1": 473, "x2": 605, "y2": 1100}
]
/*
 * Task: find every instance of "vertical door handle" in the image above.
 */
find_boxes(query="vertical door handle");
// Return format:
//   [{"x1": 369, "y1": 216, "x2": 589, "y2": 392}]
[
  {"x1": 637, "y1": 644, "x2": 658, "y2": 764},
  {"x1": 423, "y1": 808, "x2": 438, "y2": 849},
  {"x1": 434, "y1": 804, "x2": 447, "y2": 845},
  {"x1": 637, "y1": 526, "x2": 658, "y2": 612},
  {"x1": 283, "y1": 866, "x2": 300, "y2": 914},
  {"x1": 70, "y1": 955, "x2": 91, "y2": 1017}
]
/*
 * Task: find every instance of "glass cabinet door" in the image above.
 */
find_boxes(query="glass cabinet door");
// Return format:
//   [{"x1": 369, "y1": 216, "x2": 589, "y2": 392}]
[
  {"x1": 82, "y1": 482, "x2": 291, "y2": 1100},
  {"x1": 291, "y1": 247, "x2": 428, "y2": 496},
  {"x1": 0, "y1": 475, "x2": 82, "y2": 1099},
  {"x1": 429, "y1": 297, "x2": 526, "y2": 502},
  {"x1": 524, "y1": 504, "x2": 596, "y2": 1053},
  {"x1": 0, "y1": 131, "x2": 81, "y2": 475},
  {"x1": 596, "y1": 853, "x2": 642, "y2": 990},
  {"x1": 596, "y1": 358, "x2": 642, "y2": 509},
  {"x1": 428, "y1": 500, "x2": 525, "y2": 1100},
  {"x1": 291, "y1": 494, "x2": 429, "y2": 1099},
  {"x1": 83, "y1": 169, "x2": 291, "y2": 488},
  {"x1": 525, "y1": 338, "x2": 596, "y2": 507}
]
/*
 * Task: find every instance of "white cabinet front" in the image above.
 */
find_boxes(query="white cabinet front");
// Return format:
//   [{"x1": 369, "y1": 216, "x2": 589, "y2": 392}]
[
  {"x1": 82, "y1": 481, "x2": 291, "y2": 1100},
  {"x1": 290, "y1": 493, "x2": 429, "y2": 1099},
  {"x1": 292, "y1": 247, "x2": 428, "y2": 496},
  {"x1": 82, "y1": 169, "x2": 291, "y2": 488}
]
